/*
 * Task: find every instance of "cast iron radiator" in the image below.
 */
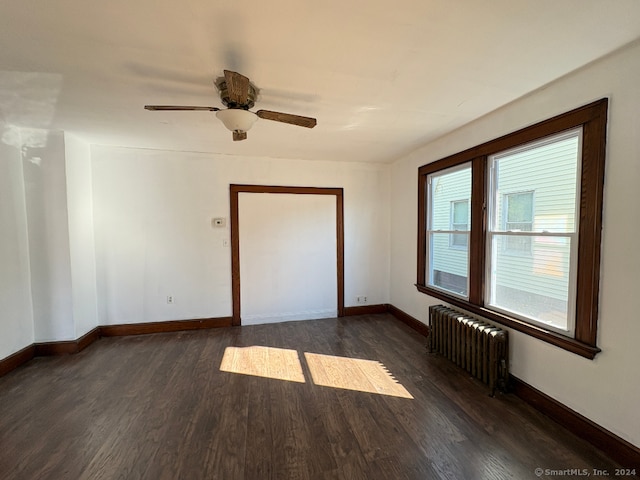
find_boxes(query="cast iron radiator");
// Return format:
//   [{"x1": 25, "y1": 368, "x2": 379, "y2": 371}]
[{"x1": 428, "y1": 305, "x2": 508, "y2": 396}]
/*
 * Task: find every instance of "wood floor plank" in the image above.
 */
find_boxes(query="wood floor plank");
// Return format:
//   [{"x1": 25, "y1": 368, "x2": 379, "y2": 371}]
[{"x1": 0, "y1": 314, "x2": 628, "y2": 479}]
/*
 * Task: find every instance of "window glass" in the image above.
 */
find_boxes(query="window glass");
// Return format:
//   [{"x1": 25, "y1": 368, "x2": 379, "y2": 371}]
[
  {"x1": 486, "y1": 129, "x2": 581, "y2": 333},
  {"x1": 427, "y1": 164, "x2": 471, "y2": 297}
]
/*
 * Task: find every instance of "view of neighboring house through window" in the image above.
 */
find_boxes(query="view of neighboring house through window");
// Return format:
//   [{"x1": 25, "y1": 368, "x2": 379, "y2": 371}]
[
  {"x1": 426, "y1": 164, "x2": 471, "y2": 297},
  {"x1": 487, "y1": 129, "x2": 581, "y2": 334}
]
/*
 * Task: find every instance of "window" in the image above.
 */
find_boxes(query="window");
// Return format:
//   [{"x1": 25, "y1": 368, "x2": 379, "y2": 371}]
[
  {"x1": 450, "y1": 199, "x2": 470, "y2": 248},
  {"x1": 417, "y1": 99, "x2": 608, "y2": 359},
  {"x1": 502, "y1": 191, "x2": 534, "y2": 254}
]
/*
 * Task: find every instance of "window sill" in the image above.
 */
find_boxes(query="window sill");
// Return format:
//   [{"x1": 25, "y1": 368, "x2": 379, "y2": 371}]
[{"x1": 415, "y1": 283, "x2": 601, "y2": 359}]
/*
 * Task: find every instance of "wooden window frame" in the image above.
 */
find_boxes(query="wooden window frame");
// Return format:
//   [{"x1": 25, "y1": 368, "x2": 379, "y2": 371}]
[{"x1": 416, "y1": 99, "x2": 608, "y2": 359}]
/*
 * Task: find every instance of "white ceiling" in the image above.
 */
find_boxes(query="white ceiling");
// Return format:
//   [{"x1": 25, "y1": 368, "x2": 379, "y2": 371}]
[{"x1": 1, "y1": 1, "x2": 640, "y2": 163}]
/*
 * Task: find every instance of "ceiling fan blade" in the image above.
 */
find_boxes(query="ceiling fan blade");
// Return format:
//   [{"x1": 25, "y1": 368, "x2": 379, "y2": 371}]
[
  {"x1": 224, "y1": 70, "x2": 250, "y2": 106},
  {"x1": 256, "y1": 110, "x2": 317, "y2": 128},
  {"x1": 144, "y1": 105, "x2": 220, "y2": 111}
]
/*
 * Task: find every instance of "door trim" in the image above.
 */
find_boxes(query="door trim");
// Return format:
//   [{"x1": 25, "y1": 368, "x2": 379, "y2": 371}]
[{"x1": 230, "y1": 184, "x2": 345, "y2": 326}]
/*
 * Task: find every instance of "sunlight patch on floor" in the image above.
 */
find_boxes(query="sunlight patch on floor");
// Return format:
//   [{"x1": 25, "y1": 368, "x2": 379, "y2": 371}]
[
  {"x1": 304, "y1": 352, "x2": 414, "y2": 399},
  {"x1": 220, "y1": 346, "x2": 306, "y2": 383},
  {"x1": 220, "y1": 346, "x2": 413, "y2": 399}
]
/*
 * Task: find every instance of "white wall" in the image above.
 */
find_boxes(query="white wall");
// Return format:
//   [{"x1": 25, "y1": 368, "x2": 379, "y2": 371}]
[
  {"x1": 0, "y1": 127, "x2": 34, "y2": 358},
  {"x1": 91, "y1": 146, "x2": 390, "y2": 326},
  {"x1": 239, "y1": 193, "x2": 337, "y2": 324},
  {"x1": 21, "y1": 130, "x2": 75, "y2": 342},
  {"x1": 65, "y1": 133, "x2": 99, "y2": 338},
  {"x1": 389, "y1": 41, "x2": 640, "y2": 448},
  {"x1": 1, "y1": 128, "x2": 102, "y2": 354}
]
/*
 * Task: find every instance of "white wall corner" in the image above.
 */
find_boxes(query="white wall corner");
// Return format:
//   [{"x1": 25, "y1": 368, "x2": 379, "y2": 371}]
[{"x1": 65, "y1": 133, "x2": 99, "y2": 338}]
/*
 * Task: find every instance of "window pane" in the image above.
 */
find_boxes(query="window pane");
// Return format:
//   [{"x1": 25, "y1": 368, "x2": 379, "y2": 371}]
[
  {"x1": 451, "y1": 233, "x2": 467, "y2": 247},
  {"x1": 452, "y1": 200, "x2": 468, "y2": 224},
  {"x1": 488, "y1": 234, "x2": 572, "y2": 331},
  {"x1": 428, "y1": 164, "x2": 471, "y2": 297},
  {"x1": 506, "y1": 192, "x2": 533, "y2": 224},
  {"x1": 430, "y1": 232, "x2": 468, "y2": 296}
]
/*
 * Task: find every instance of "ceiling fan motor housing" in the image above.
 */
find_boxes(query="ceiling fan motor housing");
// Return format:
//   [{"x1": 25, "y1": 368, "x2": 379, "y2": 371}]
[{"x1": 216, "y1": 78, "x2": 258, "y2": 109}]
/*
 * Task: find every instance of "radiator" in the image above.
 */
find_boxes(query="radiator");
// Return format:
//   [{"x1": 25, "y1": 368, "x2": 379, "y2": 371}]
[{"x1": 428, "y1": 305, "x2": 508, "y2": 396}]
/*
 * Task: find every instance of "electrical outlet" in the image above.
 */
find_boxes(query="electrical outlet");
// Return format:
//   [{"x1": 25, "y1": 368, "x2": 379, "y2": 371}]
[
  {"x1": 356, "y1": 295, "x2": 368, "y2": 304},
  {"x1": 167, "y1": 296, "x2": 174, "y2": 304}
]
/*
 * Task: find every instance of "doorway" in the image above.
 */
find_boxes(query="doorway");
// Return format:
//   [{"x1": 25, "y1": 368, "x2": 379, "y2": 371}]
[{"x1": 230, "y1": 185, "x2": 344, "y2": 326}]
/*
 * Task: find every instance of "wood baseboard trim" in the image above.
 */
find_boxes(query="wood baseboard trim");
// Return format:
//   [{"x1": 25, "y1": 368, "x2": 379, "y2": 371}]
[
  {"x1": 388, "y1": 304, "x2": 430, "y2": 337},
  {"x1": 34, "y1": 327, "x2": 101, "y2": 356},
  {"x1": 35, "y1": 340, "x2": 80, "y2": 356},
  {"x1": 1, "y1": 318, "x2": 232, "y2": 377},
  {"x1": 343, "y1": 303, "x2": 431, "y2": 342},
  {"x1": 0, "y1": 344, "x2": 36, "y2": 377},
  {"x1": 99, "y1": 317, "x2": 233, "y2": 337},
  {"x1": 343, "y1": 304, "x2": 389, "y2": 316},
  {"x1": 78, "y1": 327, "x2": 101, "y2": 351},
  {"x1": 511, "y1": 375, "x2": 640, "y2": 469}
]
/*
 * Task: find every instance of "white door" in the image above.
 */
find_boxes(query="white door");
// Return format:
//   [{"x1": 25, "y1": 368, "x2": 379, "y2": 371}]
[{"x1": 238, "y1": 193, "x2": 337, "y2": 325}]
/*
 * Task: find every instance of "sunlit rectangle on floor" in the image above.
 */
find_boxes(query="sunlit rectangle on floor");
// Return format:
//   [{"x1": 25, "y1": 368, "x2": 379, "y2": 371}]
[
  {"x1": 220, "y1": 346, "x2": 306, "y2": 383},
  {"x1": 304, "y1": 352, "x2": 413, "y2": 399}
]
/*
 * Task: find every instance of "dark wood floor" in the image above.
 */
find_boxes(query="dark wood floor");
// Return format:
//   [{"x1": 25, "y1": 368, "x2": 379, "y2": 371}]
[{"x1": 0, "y1": 314, "x2": 623, "y2": 479}]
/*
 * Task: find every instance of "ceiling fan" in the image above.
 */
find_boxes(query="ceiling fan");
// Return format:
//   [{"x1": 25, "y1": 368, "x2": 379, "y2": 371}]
[{"x1": 145, "y1": 70, "x2": 317, "y2": 141}]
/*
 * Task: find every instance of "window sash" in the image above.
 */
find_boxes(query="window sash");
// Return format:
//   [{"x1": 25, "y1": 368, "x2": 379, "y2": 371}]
[
  {"x1": 426, "y1": 164, "x2": 471, "y2": 298},
  {"x1": 484, "y1": 129, "x2": 582, "y2": 329}
]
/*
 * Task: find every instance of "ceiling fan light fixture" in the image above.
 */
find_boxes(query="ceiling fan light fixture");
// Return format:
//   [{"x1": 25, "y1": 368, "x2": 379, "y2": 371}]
[
  {"x1": 146, "y1": 70, "x2": 317, "y2": 142},
  {"x1": 216, "y1": 108, "x2": 258, "y2": 133}
]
